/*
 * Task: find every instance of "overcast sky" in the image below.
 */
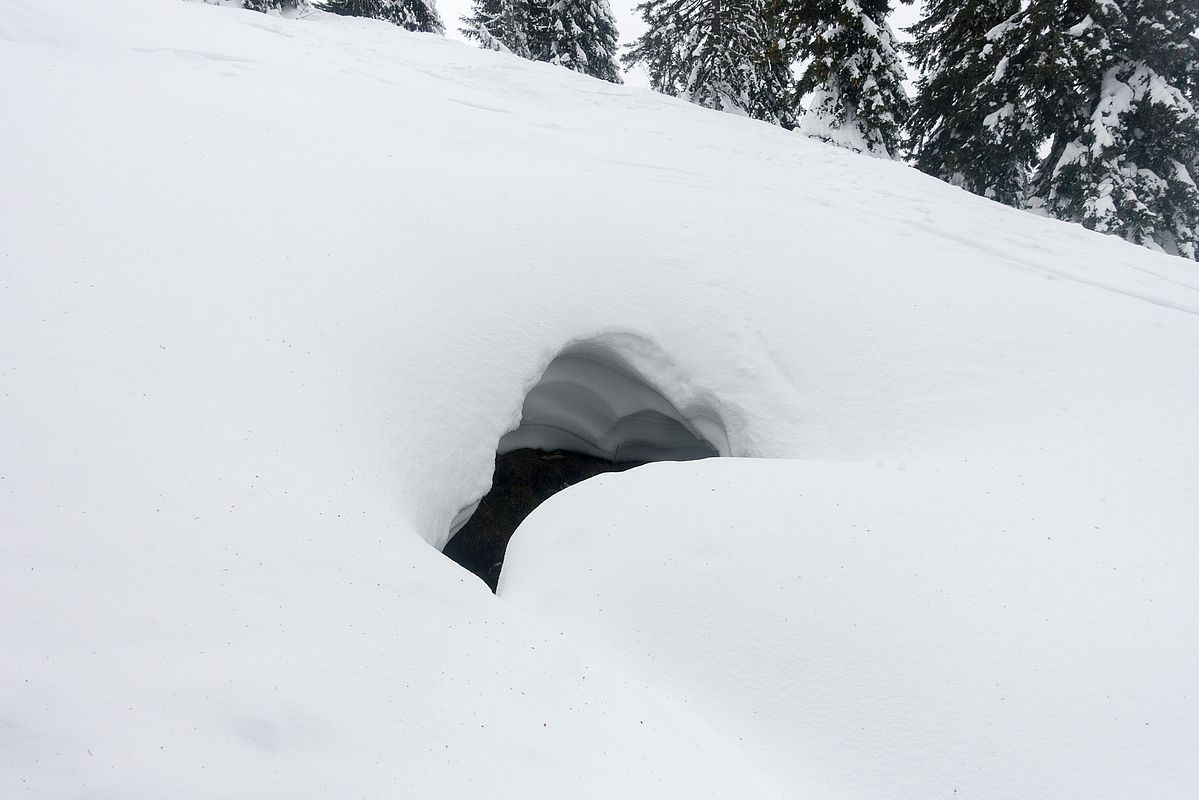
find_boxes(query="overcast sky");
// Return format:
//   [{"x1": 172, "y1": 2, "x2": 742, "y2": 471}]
[{"x1": 432, "y1": 0, "x2": 927, "y2": 87}]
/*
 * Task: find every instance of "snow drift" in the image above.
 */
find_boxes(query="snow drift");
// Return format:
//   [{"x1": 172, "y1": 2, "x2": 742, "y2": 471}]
[
  {"x1": 1, "y1": 0, "x2": 1197, "y2": 798},
  {"x1": 502, "y1": 458, "x2": 1199, "y2": 799}
]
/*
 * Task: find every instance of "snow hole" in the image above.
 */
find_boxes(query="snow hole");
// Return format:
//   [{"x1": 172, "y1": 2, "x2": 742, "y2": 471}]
[{"x1": 443, "y1": 340, "x2": 727, "y2": 591}]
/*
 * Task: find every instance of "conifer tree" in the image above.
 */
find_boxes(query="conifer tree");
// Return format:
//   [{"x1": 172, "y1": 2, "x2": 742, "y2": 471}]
[
  {"x1": 985, "y1": 0, "x2": 1112, "y2": 190},
  {"x1": 463, "y1": 0, "x2": 621, "y2": 81},
  {"x1": 547, "y1": 0, "x2": 622, "y2": 82},
  {"x1": 904, "y1": 0, "x2": 1031, "y2": 204},
  {"x1": 623, "y1": 0, "x2": 790, "y2": 123},
  {"x1": 462, "y1": 0, "x2": 534, "y2": 57},
  {"x1": 323, "y1": 0, "x2": 445, "y2": 35},
  {"x1": 783, "y1": 0, "x2": 912, "y2": 157},
  {"x1": 1186, "y1": 33, "x2": 1199, "y2": 104},
  {"x1": 243, "y1": 0, "x2": 310, "y2": 12},
  {"x1": 998, "y1": 0, "x2": 1199, "y2": 258},
  {"x1": 758, "y1": 0, "x2": 799, "y2": 126}
]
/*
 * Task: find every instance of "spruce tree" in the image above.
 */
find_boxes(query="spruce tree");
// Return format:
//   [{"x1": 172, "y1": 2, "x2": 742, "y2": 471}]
[
  {"x1": 243, "y1": 0, "x2": 310, "y2": 13},
  {"x1": 759, "y1": 0, "x2": 799, "y2": 126},
  {"x1": 1186, "y1": 33, "x2": 1199, "y2": 104},
  {"x1": 904, "y1": 0, "x2": 1031, "y2": 204},
  {"x1": 463, "y1": 0, "x2": 621, "y2": 81},
  {"x1": 783, "y1": 0, "x2": 912, "y2": 157},
  {"x1": 986, "y1": 0, "x2": 1112, "y2": 191},
  {"x1": 1000, "y1": 0, "x2": 1199, "y2": 259},
  {"x1": 547, "y1": 0, "x2": 622, "y2": 83},
  {"x1": 462, "y1": 0, "x2": 534, "y2": 57},
  {"x1": 623, "y1": 0, "x2": 790, "y2": 123},
  {"x1": 323, "y1": 0, "x2": 445, "y2": 35}
]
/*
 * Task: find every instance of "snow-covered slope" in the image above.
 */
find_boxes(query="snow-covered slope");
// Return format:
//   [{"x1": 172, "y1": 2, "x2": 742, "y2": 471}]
[
  {"x1": 1, "y1": 1, "x2": 1196, "y2": 797},
  {"x1": 503, "y1": 459, "x2": 1199, "y2": 799}
]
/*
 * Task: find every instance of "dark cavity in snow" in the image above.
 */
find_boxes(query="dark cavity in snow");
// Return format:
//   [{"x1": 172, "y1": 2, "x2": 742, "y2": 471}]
[{"x1": 443, "y1": 341, "x2": 724, "y2": 591}]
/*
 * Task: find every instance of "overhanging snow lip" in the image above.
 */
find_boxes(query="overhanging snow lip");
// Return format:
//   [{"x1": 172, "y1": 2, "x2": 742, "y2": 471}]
[
  {"x1": 442, "y1": 332, "x2": 734, "y2": 542},
  {"x1": 495, "y1": 335, "x2": 730, "y2": 461}
]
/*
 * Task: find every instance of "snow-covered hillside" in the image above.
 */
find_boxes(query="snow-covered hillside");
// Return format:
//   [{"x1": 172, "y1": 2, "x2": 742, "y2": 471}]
[
  {"x1": 503, "y1": 459, "x2": 1199, "y2": 799},
  {"x1": 1, "y1": 1, "x2": 1197, "y2": 798}
]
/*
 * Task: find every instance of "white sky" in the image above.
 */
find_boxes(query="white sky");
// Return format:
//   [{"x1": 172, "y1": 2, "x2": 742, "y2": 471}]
[{"x1": 433, "y1": 0, "x2": 926, "y2": 87}]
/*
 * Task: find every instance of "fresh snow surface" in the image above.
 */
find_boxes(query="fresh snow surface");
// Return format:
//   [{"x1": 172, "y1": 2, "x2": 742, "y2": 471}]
[
  {"x1": 1, "y1": 1, "x2": 1197, "y2": 798},
  {"x1": 502, "y1": 458, "x2": 1199, "y2": 799}
]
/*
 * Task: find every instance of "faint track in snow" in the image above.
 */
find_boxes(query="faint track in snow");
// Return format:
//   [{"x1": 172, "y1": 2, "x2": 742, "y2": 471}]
[
  {"x1": 130, "y1": 46, "x2": 259, "y2": 63},
  {"x1": 919, "y1": 223, "x2": 1199, "y2": 317}
]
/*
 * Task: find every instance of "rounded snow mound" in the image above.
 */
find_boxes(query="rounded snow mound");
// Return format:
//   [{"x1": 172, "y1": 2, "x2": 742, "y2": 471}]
[{"x1": 500, "y1": 457, "x2": 1199, "y2": 800}]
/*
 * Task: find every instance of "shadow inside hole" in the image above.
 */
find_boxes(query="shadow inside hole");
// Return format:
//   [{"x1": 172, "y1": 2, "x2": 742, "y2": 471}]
[
  {"x1": 442, "y1": 449, "x2": 641, "y2": 591},
  {"x1": 442, "y1": 340, "x2": 726, "y2": 591},
  {"x1": 444, "y1": 444, "x2": 716, "y2": 592}
]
